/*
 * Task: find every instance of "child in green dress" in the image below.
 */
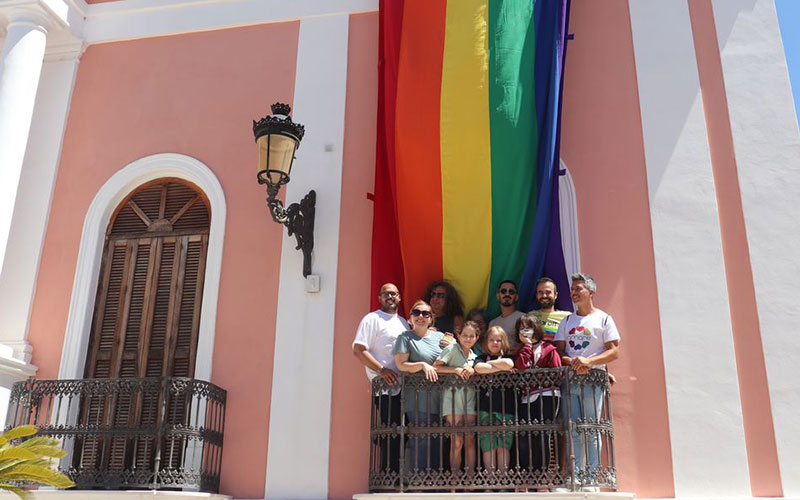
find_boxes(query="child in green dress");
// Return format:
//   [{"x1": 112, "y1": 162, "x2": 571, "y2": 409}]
[{"x1": 434, "y1": 321, "x2": 480, "y2": 472}]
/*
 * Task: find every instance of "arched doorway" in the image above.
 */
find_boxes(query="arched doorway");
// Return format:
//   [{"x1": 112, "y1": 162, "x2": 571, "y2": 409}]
[
  {"x1": 83, "y1": 178, "x2": 210, "y2": 380},
  {"x1": 77, "y1": 178, "x2": 211, "y2": 477}
]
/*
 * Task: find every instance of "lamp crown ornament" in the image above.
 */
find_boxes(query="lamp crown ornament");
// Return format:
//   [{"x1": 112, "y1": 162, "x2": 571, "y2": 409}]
[
  {"x1": 252, "y1": 102, "x2": 305, "y2": 144},
  {"x1": 270, "y1": 102, "x2": 292, "y2": 116}
]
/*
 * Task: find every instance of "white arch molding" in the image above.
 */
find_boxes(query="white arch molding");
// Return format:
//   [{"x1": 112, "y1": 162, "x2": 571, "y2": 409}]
[
  {"x1": 558, "y1": 159, "x2": 581, "y2": 279},
  {"x1": 58, "y1": 153, "x2": 226, "y2": 382}
]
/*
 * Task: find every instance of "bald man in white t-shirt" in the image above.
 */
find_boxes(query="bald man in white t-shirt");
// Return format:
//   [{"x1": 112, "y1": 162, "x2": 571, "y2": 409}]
[{"x1": 352, "y1": 283, "x2": 409, "y2": 473}]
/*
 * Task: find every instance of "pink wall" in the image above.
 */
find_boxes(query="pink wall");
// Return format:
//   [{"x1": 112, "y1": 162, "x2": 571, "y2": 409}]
[
  {"x1": 560, "y1": 0, "x2": 675, "y2": 496},
  {"x1": 26, "y1": 22, "x2": 300, "y2": 499},
  {"x1": 327, "y1": 13, "x2": 379, "y2": 499}
]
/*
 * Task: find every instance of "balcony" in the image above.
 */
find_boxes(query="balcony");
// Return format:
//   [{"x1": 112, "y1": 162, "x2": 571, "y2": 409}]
[
  {"x1": 368, "y1": 367, "x2": 615, "y2": 492},
  {"x1": 6, "y1": 377, "x2": 226, "y2": 493}
]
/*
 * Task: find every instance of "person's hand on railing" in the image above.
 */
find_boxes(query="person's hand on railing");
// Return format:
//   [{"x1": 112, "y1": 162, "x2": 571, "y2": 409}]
[
  {"x1": 421, "y1": 363, "x2": 439, "y2": 382},
  {"x1": 454, "y1": 366, "x2": 475, "y2": 380},
  {"x1": 570, "y1": 356, "x2": 591, "y2": 374},
  {"x1": 379, "y1": 367, "x2": 399, "y2": 385}
]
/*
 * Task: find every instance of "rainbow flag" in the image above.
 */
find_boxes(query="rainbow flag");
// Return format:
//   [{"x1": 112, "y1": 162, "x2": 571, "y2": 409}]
[{"x1": 371, "y1": 0, "x2": 570, "y2": 316}]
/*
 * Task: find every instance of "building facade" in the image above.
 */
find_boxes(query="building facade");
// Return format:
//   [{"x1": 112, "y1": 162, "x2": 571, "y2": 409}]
[{"x1": 0, "y1": 0, "x2": 798, "y2": 499}]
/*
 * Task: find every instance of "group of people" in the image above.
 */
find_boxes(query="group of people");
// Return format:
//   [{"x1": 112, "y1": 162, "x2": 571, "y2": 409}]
[{"x1": 352, "y1": 273, "x2": 621, "y2": 491}]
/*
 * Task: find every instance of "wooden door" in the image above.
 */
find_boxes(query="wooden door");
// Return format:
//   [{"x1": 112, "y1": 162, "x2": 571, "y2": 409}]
[{"x1": 77, "y1": 179, "x2": 211, "y2": 479}]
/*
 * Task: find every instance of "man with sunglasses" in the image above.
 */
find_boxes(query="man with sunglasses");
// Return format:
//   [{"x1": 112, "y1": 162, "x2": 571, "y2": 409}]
[
  {"x1": 352, "y1": 283, "x2": 409, "y2": 474},
  {"x1": 488, "y1": 280, "x2": 525, "y2": 353}
]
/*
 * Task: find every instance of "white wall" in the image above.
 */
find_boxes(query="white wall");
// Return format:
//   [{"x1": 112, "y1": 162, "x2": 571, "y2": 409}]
[
  {"x1": 712, "y1": 0, "x2": 800, "y2": 495},
  {"x1": 629, "y1": 0, "x2": 751, "y2": 496}
]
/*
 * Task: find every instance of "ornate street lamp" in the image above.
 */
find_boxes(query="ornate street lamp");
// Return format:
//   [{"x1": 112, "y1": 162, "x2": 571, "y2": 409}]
[{"x1": 253, "y1": 103, "x2": 316, "y2": 277}]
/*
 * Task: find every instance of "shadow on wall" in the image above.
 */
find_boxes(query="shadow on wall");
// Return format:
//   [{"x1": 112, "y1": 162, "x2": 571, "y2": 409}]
[{"x1": 713, "y1": 0, "x2": 758, "y2": 49}]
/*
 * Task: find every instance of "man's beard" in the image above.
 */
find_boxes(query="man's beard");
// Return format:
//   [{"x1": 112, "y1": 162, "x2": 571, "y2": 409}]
[{"x1": 538, "y1": 298, "x2": 554, "y2": 308}]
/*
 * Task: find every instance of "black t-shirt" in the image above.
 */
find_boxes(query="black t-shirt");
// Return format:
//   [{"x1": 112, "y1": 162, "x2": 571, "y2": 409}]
[
  {"x1": 434, "y1": 315, "x2": 455, "y2": 335},
  {"x1": 475, "y1": 353, "x2": 516, "y2": 415}
]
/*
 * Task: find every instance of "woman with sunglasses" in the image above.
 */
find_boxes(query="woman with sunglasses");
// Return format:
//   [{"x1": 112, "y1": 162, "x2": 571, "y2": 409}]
[
  {"x1": 392, "y1": 300, "x2": 444, "y2": 471},
  {"x1": 423, "y1": 280, "x2": 465, "y2": 337}
]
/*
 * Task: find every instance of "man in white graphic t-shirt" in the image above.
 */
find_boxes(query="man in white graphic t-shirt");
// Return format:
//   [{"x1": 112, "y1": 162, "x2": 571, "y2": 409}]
[
  {"x1": 352, "y1": 283, "x2": 409, "y2": 473},
  {"x1": 553, "y1": 273, "x2": 620, "y2": 487}
]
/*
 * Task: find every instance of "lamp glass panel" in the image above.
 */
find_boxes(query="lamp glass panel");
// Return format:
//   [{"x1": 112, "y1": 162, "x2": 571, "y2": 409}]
[
  {"x1": 257, "y1": 134, "x2": 270, "y2": 176},
  {"x1": 258, "y1": 134, "x2": 297, "y2": 185}
]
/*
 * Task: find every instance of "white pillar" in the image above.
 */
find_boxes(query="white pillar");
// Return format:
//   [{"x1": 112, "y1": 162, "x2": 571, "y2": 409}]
[
  {"x1": 0, "y1": 16, "x2": 48, "y2": 276},
  {"x1": 264, "y1": 14, "x2": 349, "y2": 500},
  {"x1": 629, "y1": 0, "x2": 750, "y2": 496},
  {"x1": 0, "y1": 343, "x2": 36, "y2": 428},
  {"x1": 712, "y1": 1, "x2": 800, "y2": 494},
  {"x1": 0, "y1": 45, "x2": 82, "y2": 362}
]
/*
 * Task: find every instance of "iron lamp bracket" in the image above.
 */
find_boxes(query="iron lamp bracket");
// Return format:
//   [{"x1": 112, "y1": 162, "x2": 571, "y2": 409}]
[{"x1": 264, "y1": 181, "x2": 316, "y2": 277}]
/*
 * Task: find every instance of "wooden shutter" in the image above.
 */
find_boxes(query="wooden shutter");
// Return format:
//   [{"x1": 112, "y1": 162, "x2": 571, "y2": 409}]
[
  {"x1": 84, "y1": 180, "x2": 210, "y2": 380},
  {"x1": 78, "y1": 179, "x2": 211, "y2": 476}
]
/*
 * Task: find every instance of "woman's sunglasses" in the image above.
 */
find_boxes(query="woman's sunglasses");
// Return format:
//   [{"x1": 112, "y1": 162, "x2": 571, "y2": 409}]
[{"x1": 410, "y1": 309, "x2": 432, "y2": 318}]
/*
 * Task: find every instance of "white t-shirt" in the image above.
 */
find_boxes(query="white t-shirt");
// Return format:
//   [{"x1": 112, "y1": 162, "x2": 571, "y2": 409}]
[
  {"x1": 553, "y1": 308, "x2": 620, "y2": 361},
  {"x1": 352, "y1": 309, "x2": 409, "y2": 380},
  {"x1": 489, "y1": 310, "x2": 525, "y2": 351}
]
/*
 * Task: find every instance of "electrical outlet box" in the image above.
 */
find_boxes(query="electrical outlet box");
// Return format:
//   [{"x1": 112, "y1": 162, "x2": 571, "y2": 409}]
[{"x1": 306, "y1": 274, "x2": 320, "y2": 293}]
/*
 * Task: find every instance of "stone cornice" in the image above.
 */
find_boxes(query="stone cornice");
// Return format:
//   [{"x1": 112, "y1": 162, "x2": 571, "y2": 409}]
[
  {"x1": 81, "y1": 0, "x2": 378, "y2": 44},
  {"x1": 0, "y1": 0, "x2": 85, "y2": 50},
  {"x1": 0, "y1": 353, "x2": 37, "y2": 379},
  {"x1": 1, "y1": 0, "x2": 379, "y2": 57}
]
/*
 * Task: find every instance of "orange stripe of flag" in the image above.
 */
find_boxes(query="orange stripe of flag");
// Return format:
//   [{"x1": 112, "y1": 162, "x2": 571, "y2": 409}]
[{"x1": 393, "y1": 0, "x2": 447, "y2": 308}]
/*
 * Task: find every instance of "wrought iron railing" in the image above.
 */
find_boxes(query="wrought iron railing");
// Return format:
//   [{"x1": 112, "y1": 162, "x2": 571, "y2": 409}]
[
  {"x1": 369, "y1": 367, "x2": 615, "y2": 492},
  {"x1": 6, "y1": 377, "x2": 226, "y2": 493}
]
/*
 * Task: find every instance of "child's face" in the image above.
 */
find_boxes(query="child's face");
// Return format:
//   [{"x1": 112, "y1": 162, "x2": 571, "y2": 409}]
[
  {"x1": 486, "y1": 332, "x2": 504, "y2": 355},
  {"x1": 518, "y1": 326, "x2": 535, "y2": 344},
  {"x1": 458, "y1": 326, "x2": 478, "y2": 349}
]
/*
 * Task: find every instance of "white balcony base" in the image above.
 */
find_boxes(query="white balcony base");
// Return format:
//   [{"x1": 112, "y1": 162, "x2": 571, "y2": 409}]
[
  {"x1": 0, "y1": 492, "x2": 230, "y2": 500},
  {"x1": 355, "y1": 492, "x2": 634, "y2": 500}
]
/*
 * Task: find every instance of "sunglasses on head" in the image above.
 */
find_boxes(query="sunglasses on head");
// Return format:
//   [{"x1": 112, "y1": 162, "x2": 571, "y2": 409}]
[
  {"x1": 499, "y1": 288, "x2": 517, "y2": 295},
  {"x1": 410, "y1": 309, "x2": 432, "y2": 318}
]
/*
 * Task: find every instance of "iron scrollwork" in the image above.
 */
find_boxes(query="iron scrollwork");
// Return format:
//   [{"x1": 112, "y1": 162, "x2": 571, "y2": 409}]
[
  {"x1": 265, "y1": 183, "x2": 316, "y2": 277},
  {"x1": 368, "y1": 367, "x2": 617, "y2": 492},
  {"x1": 6, "y1": 377, "x2": 227, "y2": 493}
]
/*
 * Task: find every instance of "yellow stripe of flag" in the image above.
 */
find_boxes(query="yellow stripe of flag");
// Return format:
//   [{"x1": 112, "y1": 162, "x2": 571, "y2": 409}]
[{"x1": 439, "y1": 0, "x2": 492, "y2": 311}]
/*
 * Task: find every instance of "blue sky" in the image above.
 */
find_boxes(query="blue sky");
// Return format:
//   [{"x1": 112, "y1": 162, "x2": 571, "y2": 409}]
[{"x1": 775, "y1": 0, "x2": 800, "y2": 129}]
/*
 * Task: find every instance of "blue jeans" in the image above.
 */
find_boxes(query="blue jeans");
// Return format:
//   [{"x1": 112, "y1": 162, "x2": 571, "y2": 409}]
[
  {"x1": 406, "y1": 410, "x2": 441, "y2": 471},
  {"x1": 565, "y1": 382, "x2": 603, "y2": 475},
  {"x1": 402, "y1": 381, "x2": 441, "y2": 473}
]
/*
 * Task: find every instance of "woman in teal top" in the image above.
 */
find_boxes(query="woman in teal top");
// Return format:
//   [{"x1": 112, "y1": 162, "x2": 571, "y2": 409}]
[{"x1": 393, "y1": 299, "x2": 444, "y2": 471}]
